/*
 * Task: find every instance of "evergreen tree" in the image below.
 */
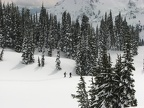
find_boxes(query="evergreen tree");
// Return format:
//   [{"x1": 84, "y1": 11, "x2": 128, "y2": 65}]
[
  {"x1": 91, "y1": 22, "x2": 118, "y2": 107},
  {"x1": 95, "y1": 26, "x2": 99, "y2": 58},
  {"x1": 3, "y1": 3, "x2": 11, "y2": 48},
  {"x1": 115, "y1": 12, "x2": 123, "y2": 50},
  {"x1": 38, "y1": 56, "x2": 41, "y2": 67},
  {"x1": 121, "y1": 19, "x2": 137, "y2": 107},
  {"x1": 88, "y1": 77, "x2": 97, "y2": 108},
  {"x1": 53, "y1": 15, "x2": 58, "y2": 49},
  {"x1": 95, "y1": 54, "x2": 116, "y2": 108},
  {"x1": 21, "y1": 34, "x2": 35, "y2": 64},
  {"x1": 107, "y1": 10, "x2": 115, "y2": 49},
  {"x1": 60, "y1": 11, "x2": 67, "y2": 52},
  {"x1": 33, "y1": 12, "x2": 40, "y2": 48},
  {"x1": 47, "y1": 14, "x2": 54, "y2": 57},
  {"x1": 56, "y1": 50, "x2": 61, "y2": 70},
  {"x1": 113, "y1": 54, "x2": 125, "y2": 107},
  {"x1": 131, "y1": 25, "x2": 139, "y2": 56},
  {"x1": 61, "y1": 11, "x2": 72, "y2": 58},
  {"x1": 72, "y1": 76, "x2": 89, "y2": 108},
  {"x1": 38, "y1": 4, "x2": 47, "y2": 52},
  {"x1": 71, "y1": 19, "x2": 81, "y2": 59},
  {"x1": 41, "y1": 48, "x2": 45, "y2": 67},
  {"x1": 98, "y1": 18, "x2": 108, "y2": 57},
  {"x1": 103, "y1": 12, "x2": 110, "y2": 50},
  {"x1": 0, "y1": 0, "x2": 4, "y2": 48},
  {"x1": 75, "y1": 37, "x2": 83, "y2": 75},
  {"x1": 76, "y1": 15, "x2": 93, "y2": 75},
  {"x1": 0, "y1": 48, "x2": 4, "y2": 61},
  {"x1": 21, "y1": 9, "x2": 34, "y2": 64},
  {"x1": 89, "y1": 26, "x2": 98, "y2": 71},
  {"x1": 14, "y1": 6, "x2": 23, "y2": 52}
]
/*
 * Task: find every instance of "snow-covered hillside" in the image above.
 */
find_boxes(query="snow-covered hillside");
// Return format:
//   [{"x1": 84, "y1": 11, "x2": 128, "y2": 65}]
[
  {"x1": 0, "y1": 46, "x2": 144, "y2": 108},
  {"x1": 0, "y1": 49, "x2": 78, "y2": 108},
  {"x1": 48, "y1": 0, "x2": 144, "y2": 25}
]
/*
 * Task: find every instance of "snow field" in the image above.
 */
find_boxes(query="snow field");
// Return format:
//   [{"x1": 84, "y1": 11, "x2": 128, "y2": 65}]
[{"x1": 0, "y1": 46, "x2": 144, "y2": 108}]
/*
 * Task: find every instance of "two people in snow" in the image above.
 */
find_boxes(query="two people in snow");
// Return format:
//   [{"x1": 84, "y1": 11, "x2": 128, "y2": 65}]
[{"x1": 64, "y1": 72, "x2": 72, "y2": 78}]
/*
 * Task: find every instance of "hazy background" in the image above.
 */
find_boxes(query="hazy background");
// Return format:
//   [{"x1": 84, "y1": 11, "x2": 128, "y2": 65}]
[{"x1": 2, "y1": 0, "x2": 61, "y2": 7}]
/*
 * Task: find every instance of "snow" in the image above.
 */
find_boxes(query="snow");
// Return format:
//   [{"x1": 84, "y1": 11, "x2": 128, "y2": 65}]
[
  {"x1": 0, "y1": 45, "x2": 144, "y2": 108},
  {"x1": 48, "y1": 0, "x2": 144, "y2": 26},
  {"x1": 0, "y1": 49, "x2": 79, "y2": 108},
  {"x1": 0, "y1": 0, "x2": 144, "y2": 108}
]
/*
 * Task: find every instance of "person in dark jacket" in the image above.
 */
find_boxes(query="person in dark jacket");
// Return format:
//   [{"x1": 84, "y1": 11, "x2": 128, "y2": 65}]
[
  {"x1": 69, "y1": 72, "x2": 72, "y2": 78},
  {"x1": 64, "y1": 72, "x2": 66, "y2": 78}
]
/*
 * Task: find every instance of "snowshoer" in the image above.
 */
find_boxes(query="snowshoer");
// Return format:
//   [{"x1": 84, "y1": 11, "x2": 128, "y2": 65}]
[
  {"x1": 64, "y1": 72, "x2": 66, "y2": 78},
  {"x1": 69, "y1": 72, "x2": 72, "y2": 78}
]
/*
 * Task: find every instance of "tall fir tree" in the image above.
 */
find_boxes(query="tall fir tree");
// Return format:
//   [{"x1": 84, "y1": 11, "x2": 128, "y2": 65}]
[
  {"x1": 121, "y1": 18, "x2": 137, "y2": 107},
  {"x1": 0, "y1": 0, "x2": 4, "y2": 48},
  {"x1": 47, "y1": 14, "x2": 54, "y2": 57},
  {"x1": 14, "y1": 6, "x2": 23, "y2": 52},
  {"x1": 107, "y1": 10, "x2": 115, "y2": 49},
  {"x1": 72, "y1": 76, "x2": 89, "y2": 108},
  {"x1": 38, "y1": 56, "x2": 41, "y2": 67},
  {"x1": 130, "y1": 25, "x2": 139, "y2": 56},
  {"x1": 71, "y1": 19, "x2": 81, "y2": 59},
  {"x1": 0, "y1": 48, "x2": 4, "y2": 61},
  {"x1": 56, "y1": 50, "x2": 61, "y2": 70},
  {"x1": 113, "y1": 54, "x2": 125, "y2": 107},
  {"x1": 76, "y1": 15, "x2": 93, "y2": 75},
  {"x1": 61, "y1": 11, "x2": 72, "y2": 58},
  {"x1": 38, "y1": 4, "x2": 47, "y2": 52},
  {"x1": 94, "y1": 53, "x2": 116, "y2": 108},
  {"x1": 88, "y1": 77, "x2": 97, "y2": 108},
  {"x1": 21, "y1": 9, "x2": 35, "y2": 64},
  {"x1": 115, "y1": 12, "x2": 123, "y2": 50},
  {"x1": 41, "y1": 48, "x2": 45, "y2": 67}
]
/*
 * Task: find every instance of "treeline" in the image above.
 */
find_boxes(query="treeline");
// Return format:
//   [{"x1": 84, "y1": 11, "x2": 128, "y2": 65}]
[
  {"x1": 72, "y1": 12, "x2": 138, "y2": 107},
  {"x1": 72, "y1": 15, "x2": 138, "y2": 107},
  {"x1": 0, "y1": 2, "x2": 138, "y2": 107},
  {"x1": 0, "y1": 2, "x2": 140, "y2": 71}
]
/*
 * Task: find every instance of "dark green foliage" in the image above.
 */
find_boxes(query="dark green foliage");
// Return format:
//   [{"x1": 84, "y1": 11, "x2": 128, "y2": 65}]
[
  {"x1": 21, "y1": 9, "x2": 35, "y2": 64},
  {"x1": 60, "y1": 11, "x2": 72, "y2": 58},
  {"x1": 94, "y1": 52, "x2": 115, "y2": 107},
  {"x1": 41, "y1": 48, "x2": 45, "y2": 67},
  {"x1": 41, "y1": 56, "x2": 45, "y2": 67},
  {"x1": 71, "y1": 76, "x2": 90, "y2": 108},
  {"x1": 0, "y1": 2, "x2": 139, "y2": 107},
  {"x1": 88, "y1": 77, "x2": 97, "y2": 108},
  {"x1": 38, "y1": 56, "x2": 41, "y2": 67},
  {"x1": 21, "y1": 36, "x2": 35, "y2": 64},
  {"x1": 14, "y1": 7, "x2": 23, "y2": 52},
  {"x1": 121, "y1": 20, "x2": 137, "y2": 107},
  {"x1": 38, "y1": 4, "x2": 48, "y2": 52},
  {"x1": 107, "y1": 10, "x2": 115, "y2": 49},
  {"x1": 115, "y1": 12, "x2": 123, "y2": 50},
  {"x1": 113, "y1": 55, "x2": 125, "y2": 107},
  {"x1": 0, "y1": 0, "x2": 4, "y2": 48},
  {"x1": 131, "y1": 25, "x2": 139, "y2": 55},
  {"x1": 71, "y1": 19, "x2": 81, "y2": 59},
  {"x1": 0, "y1": 2, "x2": 139, "y2": 71},
  {"x1": 0, "y1": 48, "x2": 4, "y2": 61},
  {"x1": 76, "y1": 15, "x2": 94, "y2": 75},
  {"x1": 56, "y1": 50, "x2": 61, "y2": 70}
]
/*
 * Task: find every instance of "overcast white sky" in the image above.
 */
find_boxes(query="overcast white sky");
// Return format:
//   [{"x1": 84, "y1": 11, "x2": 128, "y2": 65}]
[{"x1": 3, "y1": 0, "x2": 61, "y2": 7}]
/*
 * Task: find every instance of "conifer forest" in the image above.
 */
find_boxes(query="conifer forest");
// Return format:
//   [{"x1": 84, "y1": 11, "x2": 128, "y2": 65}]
[{"x1": 0, "y1": 1, "x2": 141, "y2": 108}]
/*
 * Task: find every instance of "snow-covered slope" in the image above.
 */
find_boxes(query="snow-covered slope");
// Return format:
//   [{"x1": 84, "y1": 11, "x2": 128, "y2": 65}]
[
  {"x1": 0, "y1": 45, "x2": 144, "y2": 108},
  {"x1": 0, "y1": 49, "x2": 78, "y2": 108},
  {"x1": 0, "y1": 49, "x2": 76, "y2": 81},
  {"x1": 48, "y1": 0, "x2": 144, "y2": 25}
]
